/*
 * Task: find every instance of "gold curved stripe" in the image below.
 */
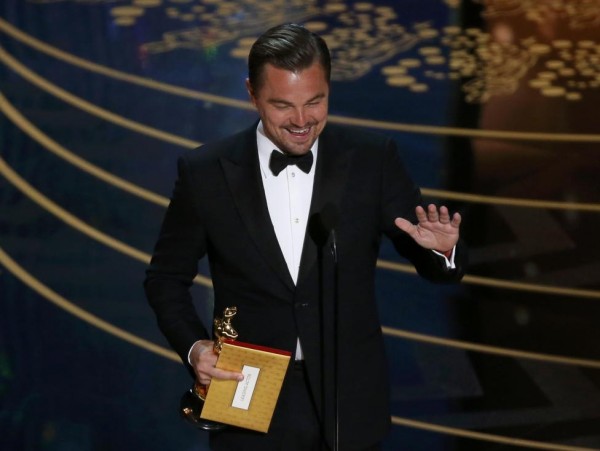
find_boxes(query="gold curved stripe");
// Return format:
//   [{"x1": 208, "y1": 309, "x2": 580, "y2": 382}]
[
  {"x1": 421, "y1": 188, "x2": 600, "y2": 213},
  {"x1": 391, "y1": 416, "x2": 597, "y2": 451},
  {"x1": 0, "y1": 18, "x2": 254, "y2": 111},
  {"x1": 376, "y1": 260, "x2": 600, "y2": 300},
  {"x1": 0, "y1": 145, "x2": 600, "y2": 367},
  {"x1": 0, "y1": 91, "x2": 169, "y2": 207},
  {"x1": 2, "y1": 99, "x2": 599, "y2": 300},
  {"x1": 2, "y1": 95, "x2": 598, "y2": 301},
  {"x1": 381, "y1": 326, "x2": 600, "y2": 369},
  {"x1": 3, "y1": 17, "x2": 600, "y2": 143},
  {"x1": 0, "y1": 247, "x2": 592, "y2": 451},
  {"x1": 0, "y1": 46, "x2": 201, "y2": 150},
  {"x1": 2, "y1": 149, "x2": 598, "y2": 366},
  {"x1": 2, "y1": 81, "x2": 599, "y2": 300},
  {"x1": 462, "y1": 273, "x2": 600, "y2": 300},
  {"x1": 3, "y1": 150, "x2": 599, "y2": 369},
  {"x1": 2, "y1": 38, "x2": 598, "y2": 214},
  {"x1": 3, "y1": 87, "x2": 600, "y2": 299},
  {"x1": 0, "y1": 156, "x2": 212, "y2": 288},
  {"x1": 0, "y1": 246, "x2": 180, "y2": 362},
  {"x1": 3, "y1": 247, "x2": 592, "y2": 451},
  {"x1": 327, "y1": 114, "x2": 600, "y2": 143}
]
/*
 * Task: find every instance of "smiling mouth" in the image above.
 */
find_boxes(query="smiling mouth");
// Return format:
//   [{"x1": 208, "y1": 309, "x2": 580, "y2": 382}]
[{"x1": 286, "y1": 126, "x2": 311, "y2": 137}]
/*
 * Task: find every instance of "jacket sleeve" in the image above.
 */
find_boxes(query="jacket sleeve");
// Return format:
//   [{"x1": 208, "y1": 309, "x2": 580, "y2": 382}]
[
  {"x1": 144, "y1": 155, "x2": 211, "y2": 366},
  {"x1": 380, "y1": 138, "x2": 467, "y2": 283}
]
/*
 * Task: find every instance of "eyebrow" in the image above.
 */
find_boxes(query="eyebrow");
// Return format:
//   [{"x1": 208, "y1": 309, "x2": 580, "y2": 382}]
[{"x1": 268, "y1": 93, "x2": 326, "y2": 106}]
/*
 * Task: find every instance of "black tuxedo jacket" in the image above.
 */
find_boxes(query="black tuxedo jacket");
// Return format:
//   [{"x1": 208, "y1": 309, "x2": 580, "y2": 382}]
[{"x1": 145, "y1": 122, "x2": 466, "y2": 449}]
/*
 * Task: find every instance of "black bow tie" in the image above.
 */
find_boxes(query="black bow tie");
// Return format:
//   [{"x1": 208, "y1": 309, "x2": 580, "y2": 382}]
[{"x1": 269, "y1": 150, "x2": 313, "y2": 176}]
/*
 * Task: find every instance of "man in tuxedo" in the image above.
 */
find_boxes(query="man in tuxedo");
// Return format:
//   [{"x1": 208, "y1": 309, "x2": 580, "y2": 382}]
[{"x1": 145, "y1": 23, "x2": 466, "y2": 451}]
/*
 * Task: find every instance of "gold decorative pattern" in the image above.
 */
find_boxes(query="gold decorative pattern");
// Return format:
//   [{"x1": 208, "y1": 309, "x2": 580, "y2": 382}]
[
  {"x1": 382, "y1": 27, "x2": 600, "y2": 103},
  {"x1": 8, "y1": 15, "x2": 600, "y2": 141},
  {"x1": 475, "y1": 0, "x2": 600, "y2": 30},
  {"x1": 142, "y1": 0, "x2": 319, "y2": 52},
  {"x1": 25, "y1": 0, "x2": 600, "y2": 103}
]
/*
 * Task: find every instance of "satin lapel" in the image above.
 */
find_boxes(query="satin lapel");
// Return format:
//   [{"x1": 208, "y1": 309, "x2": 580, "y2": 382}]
[
  {"x1": 220, "y1": 128, "x2": 295, "y2": 291},
  {"x1": 297, "y1": 126, "x2": 351, "y2": 285}
]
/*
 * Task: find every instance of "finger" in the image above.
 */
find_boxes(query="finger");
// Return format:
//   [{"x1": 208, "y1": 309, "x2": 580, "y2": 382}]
[
  {"x1": 425, "y1": 204, "x2": 439, "y2": 223},
  {"x1": 451, "y1": 212, "x2": 462, "y2": 228},
  {"x1": 438, "y1": 206, "x2": 450, "y2": 224},
  {"x1": 415, "y1": 206, "x2": 427, "y2": 223}
]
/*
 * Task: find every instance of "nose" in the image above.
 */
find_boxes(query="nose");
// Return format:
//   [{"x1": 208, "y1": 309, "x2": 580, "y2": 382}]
[{"x1": 290, "y1": 107, "x2": 306, "y2": 126}]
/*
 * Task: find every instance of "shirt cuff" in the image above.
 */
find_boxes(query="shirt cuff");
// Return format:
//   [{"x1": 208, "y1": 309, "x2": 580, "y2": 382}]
[
  {"x1": 188, "y1": 340, "x2": 202, "y2": 365},
  {"x1": 432, "y1": 246, "x2": 456, "y2": 269}
]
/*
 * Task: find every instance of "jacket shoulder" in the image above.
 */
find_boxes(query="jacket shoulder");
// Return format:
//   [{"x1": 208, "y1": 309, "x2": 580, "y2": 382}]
[
  {"x1": 180, "y1": 124, "x2": 256, "y2": 167},
  {"x1": 323, "y1": 123, "x2": 392, "y2": 150}
]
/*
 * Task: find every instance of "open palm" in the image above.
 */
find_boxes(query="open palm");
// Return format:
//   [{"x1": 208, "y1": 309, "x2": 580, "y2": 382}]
[{"x1": 394, "y1": 204, "x2": 461, "y2": 253}]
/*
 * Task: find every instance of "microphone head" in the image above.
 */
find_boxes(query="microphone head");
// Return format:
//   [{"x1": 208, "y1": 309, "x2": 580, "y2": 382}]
[
  {"x1": 308, "y1": 203, "x2": 339, "y2": 246},
  {"x1": 320, "y1": 202, "x2": 339, "y2": 233}
]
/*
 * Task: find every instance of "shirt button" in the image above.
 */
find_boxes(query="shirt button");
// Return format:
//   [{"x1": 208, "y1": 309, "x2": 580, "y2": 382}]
[
  {"x1": 294, "y1": 218, "x2": 299, "y2": 224},
  {"x1": 291, "y1": 172, "x2": 296, "y2": 177}
]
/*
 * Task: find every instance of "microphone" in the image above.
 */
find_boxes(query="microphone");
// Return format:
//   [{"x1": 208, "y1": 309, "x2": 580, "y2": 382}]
[
  {"x1": 321, "y1": 203, "x2": 339, "y2": 263},
  {"x1": 309, "y1": 202, "x2": 339, "y2": 247}
]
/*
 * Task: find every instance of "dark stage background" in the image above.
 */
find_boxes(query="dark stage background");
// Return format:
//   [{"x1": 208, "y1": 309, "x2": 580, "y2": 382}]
[{"x1": 1, "y1": 1, "x2": 600, "y2": 450}]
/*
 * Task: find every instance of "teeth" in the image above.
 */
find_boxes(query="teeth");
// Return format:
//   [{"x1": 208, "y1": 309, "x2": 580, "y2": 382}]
[{"x1": 289, "y1": 127, "x2": 309, "y2": 134}]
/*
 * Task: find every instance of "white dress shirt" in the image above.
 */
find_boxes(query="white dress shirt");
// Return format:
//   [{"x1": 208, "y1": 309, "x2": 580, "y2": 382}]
[{"x1": 256, "y1": 122, "x2": 318, "y2": 360}]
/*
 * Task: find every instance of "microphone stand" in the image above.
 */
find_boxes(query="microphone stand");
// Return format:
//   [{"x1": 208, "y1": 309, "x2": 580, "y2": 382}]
[
  {"x1": 310, "y1": 205, "x2": 339, "y2": 451},
  {"x1": 330, "y1": 228, "x2": 339, "y2": 451}
]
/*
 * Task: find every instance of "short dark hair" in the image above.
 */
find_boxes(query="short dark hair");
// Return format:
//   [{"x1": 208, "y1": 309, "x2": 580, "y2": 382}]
[{"x1": 248, "y1": 23, "x2": 331, "y2": 93}]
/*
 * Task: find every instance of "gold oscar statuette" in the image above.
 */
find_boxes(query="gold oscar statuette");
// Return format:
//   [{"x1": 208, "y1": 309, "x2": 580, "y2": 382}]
[{"x1": 180, "y1": 306, "x2": 239, "y2": 431}]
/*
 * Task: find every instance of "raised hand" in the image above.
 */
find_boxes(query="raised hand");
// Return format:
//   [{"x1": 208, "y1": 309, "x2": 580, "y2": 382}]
[{"x1": 394, "y1": 204, "x2": 461, "y2": 254}]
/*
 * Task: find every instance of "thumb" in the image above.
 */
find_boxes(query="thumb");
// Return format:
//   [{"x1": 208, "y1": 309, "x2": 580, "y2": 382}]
[
  {"x1": 394, "y1": 217, "x2": 414, "y2": 235},
  {"x1": 212, "y1": 367, "x2": 245, "y2": 382}
]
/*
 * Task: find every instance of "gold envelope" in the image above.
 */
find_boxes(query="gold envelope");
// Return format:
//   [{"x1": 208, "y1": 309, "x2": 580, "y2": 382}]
[{"x1": 200, "y1": 340, "x2": 291, "y2": 433}]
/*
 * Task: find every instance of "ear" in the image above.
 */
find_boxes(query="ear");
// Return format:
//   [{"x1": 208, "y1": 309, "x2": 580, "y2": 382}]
[{"x1": 245, "y1": 79, "x2": 257, "y2": 106}]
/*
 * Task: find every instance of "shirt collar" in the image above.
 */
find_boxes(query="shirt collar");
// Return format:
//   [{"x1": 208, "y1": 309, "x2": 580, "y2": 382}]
[{"x1": 256, "y1": 121, "x2": 319, "y2": 179}]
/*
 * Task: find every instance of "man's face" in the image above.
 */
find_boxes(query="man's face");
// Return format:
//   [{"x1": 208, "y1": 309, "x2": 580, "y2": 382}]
[{"x1": 247, "y1": 62, "x2": 329, "y2": 156}]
